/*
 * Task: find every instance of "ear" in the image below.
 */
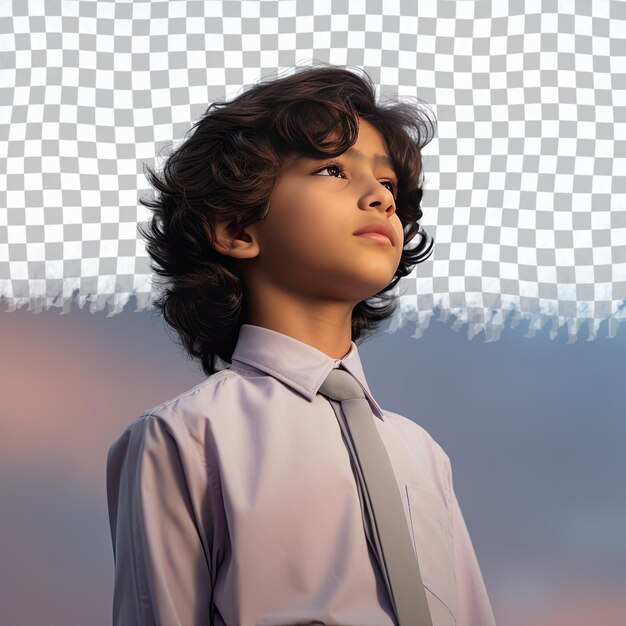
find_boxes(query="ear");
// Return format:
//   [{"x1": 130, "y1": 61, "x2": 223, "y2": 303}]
[{"x1": 210, "y1": 219, "x2": 260, "y2": 260}]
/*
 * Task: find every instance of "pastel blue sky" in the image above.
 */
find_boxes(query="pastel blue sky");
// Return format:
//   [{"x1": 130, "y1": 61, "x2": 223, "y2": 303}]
[{"x1": 1, "y1": 300, "x2": 625, "y2": 626}]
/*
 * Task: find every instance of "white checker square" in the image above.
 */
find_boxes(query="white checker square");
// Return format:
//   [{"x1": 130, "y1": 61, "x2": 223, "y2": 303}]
[{"x1": 118, "y1": 257, "x2": 136, "y2": 274}]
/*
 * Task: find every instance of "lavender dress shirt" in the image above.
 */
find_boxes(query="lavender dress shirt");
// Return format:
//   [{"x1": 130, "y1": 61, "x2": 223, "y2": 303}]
[{"x1": 106, "y1": 323, "x2": 496, "y2": 626}]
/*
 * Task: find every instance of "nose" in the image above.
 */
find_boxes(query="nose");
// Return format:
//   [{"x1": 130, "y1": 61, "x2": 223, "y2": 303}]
[{"x1": 360, "y1": 180, "x2": 396, "y2": 216}]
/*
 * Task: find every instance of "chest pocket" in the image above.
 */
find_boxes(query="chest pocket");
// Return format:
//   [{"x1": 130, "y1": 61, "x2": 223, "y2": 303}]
[{"x1": 405, "y1": 483, "x2": 457, "y2": 625}]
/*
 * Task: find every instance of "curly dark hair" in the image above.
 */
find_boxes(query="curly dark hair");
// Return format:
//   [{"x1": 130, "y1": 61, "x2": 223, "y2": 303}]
[{"x1": 139, "y1": 63, "x2": 437, "y2": 376}]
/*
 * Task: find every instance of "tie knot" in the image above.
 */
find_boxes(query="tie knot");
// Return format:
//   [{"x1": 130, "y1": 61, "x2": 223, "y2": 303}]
[{"x1": 318, "y1": 367, "x2": 367, "y2": 402}]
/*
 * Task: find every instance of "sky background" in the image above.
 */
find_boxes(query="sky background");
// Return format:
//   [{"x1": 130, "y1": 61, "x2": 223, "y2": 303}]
[{"x1": 1, "y1": 299, "x2": 625, "y2": 626}]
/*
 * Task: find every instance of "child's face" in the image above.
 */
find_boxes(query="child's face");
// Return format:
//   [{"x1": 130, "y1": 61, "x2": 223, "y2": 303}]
[{"x1": 244, "y1": 117, "x2": 405, "y2": 305}]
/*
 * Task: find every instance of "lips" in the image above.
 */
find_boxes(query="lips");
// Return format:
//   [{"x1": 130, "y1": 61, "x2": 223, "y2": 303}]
[{"x1": 353, "y1": 221, "x2": 395, "y2": 245}]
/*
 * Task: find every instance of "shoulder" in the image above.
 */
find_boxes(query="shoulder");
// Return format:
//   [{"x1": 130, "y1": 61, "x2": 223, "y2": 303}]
[
  {"x1": 382, "y1": 408, "x2": 451, "y2": 468},
  {"x1": 142, "y1": 367, "x2": 238, "y2": 419},
  {"x1": 106, "y1": 371, "x2": 252, "y2": 497},
  {"x1": 108, "y1": 366, "x2": 260, "y2": 454}
]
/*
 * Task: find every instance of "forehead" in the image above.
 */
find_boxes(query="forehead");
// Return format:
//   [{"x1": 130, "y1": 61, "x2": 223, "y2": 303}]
[
  {"x1": 284, "y1": 119, "x2": 395, "y2": 169},
  {"x1": 355, "y1": 119, "x2": 390, "y2": 154}
]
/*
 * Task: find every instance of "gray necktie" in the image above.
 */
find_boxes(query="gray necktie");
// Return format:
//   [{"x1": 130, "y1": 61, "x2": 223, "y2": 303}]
[{"x1": 318, "y1": 366, "x2": 433, "y2": 626}]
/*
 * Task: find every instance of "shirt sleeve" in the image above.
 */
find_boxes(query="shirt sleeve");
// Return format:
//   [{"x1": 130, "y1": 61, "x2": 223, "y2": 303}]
[
  {"x1": 106, "y1": 414, "x2": 216, "y2": 626},
  {"x1": 445, "y1": 455, "x2": 497, "y2": 626}
]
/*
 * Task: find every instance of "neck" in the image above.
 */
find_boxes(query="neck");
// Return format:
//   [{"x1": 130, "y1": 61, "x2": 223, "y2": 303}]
[{"x1": 244, "y1": 293, "x2": 354, "y2": 360}]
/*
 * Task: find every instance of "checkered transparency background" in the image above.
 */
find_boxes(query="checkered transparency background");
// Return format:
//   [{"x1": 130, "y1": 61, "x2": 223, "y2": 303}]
[{"x1": 1, "y1": 0, "x2": 625, "y2": 342}]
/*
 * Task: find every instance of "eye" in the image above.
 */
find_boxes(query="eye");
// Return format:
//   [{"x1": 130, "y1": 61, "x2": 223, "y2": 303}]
[
  {"x1": 382, "y1": 180, "x2": 397, "y2": 196},
  {"x1": 314, "y1": 161, "x2": 398, "y2": 199},
  {"x1": 315, "y1": 163, "x2": 345, "y2": 179}
]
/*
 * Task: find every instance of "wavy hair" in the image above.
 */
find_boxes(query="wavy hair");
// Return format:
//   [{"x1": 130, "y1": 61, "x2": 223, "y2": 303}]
[{"x1": 139, "y1": 63, "x2": 437, "y2": 375}]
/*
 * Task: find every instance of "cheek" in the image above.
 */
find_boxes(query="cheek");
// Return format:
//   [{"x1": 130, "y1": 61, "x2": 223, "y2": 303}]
[
  {"x1": 262, "y1": 212, "x2": 329, "y2": 259},
  {"x1": 294, "y1": 207, "x2": 347, "y2": 243}
]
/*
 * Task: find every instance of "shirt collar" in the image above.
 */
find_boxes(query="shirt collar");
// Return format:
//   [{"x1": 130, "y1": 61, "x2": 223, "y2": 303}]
[{"x1": 230, "y1": 323, "x2": 386, "y2": 421}]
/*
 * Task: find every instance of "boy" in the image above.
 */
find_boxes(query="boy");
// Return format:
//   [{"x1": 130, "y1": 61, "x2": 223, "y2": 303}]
[{"x1": 106, "y1": 64, "x2": 496, "y2": 626}]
